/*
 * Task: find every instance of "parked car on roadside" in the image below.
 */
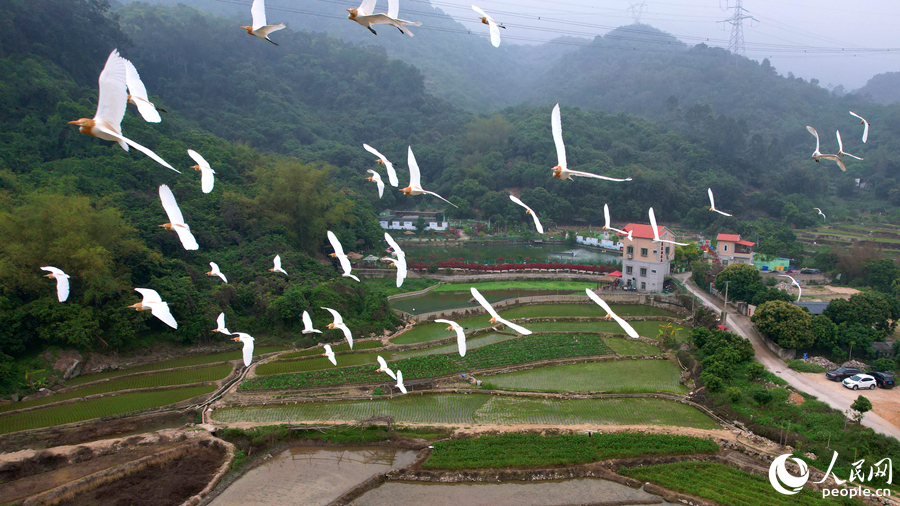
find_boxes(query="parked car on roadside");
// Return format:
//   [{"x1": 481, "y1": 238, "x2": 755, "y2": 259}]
[
  {"x1": 871, "y1": 372, "x2": 896, "y2": 389},
  {"x1": 826, "y1": 366, "x2": 863, "y2": 381},
  {"x1": 843, "y1": 374, "x2": 877, "y2": 390},
  {"x1": 784, "y1": 268, "x2": 799, "y2": 274},
  {"x1": 800, "y1": 268, "x2": 821, "y2": 274}
]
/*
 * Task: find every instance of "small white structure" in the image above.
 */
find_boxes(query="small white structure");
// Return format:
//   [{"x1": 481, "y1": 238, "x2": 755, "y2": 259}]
[{"x1": 576, "y1": 234, "x2": 624, "y2": 251}]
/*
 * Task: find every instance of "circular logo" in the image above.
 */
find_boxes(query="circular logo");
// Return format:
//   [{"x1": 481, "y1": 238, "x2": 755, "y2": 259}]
[{"x1": 769, "y1": 454, "x2": 810, "y2": 495}]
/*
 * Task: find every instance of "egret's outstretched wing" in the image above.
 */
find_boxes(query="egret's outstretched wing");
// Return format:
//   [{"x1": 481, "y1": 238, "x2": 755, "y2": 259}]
[
  {"x1": 551, "y1": 103, "x2": 566, "y2": 169},
  {"x1": 470, "y1": 287, "x2": 500, "y2": 319},
  {"x1": 648, "y1": 207, "x2": 661, "y2": 241},
  {"x1": 807, "y1": 126, "x2": 819, "y2": 152},
  {"x1": 255, "y1": 23, "x2": 286, "y2": 37},
  {"x1": 250, "y1": 0, "x2": 267, "y2": 29},
  {"x1": 708, "y1": 188, "x2": 716, "y2": 210},
  {"x1": 423, "y1": 190, "x2": 459, "y2": 208},
  {"x1": 322, "y1": 307, "x2": 344, "y2": 325},
  {"x1": 604, "y1": 203, "x2": 611, "y2": 230},
  {"x1": 338, "y1": 255, "x2": 354, "y2": 276},
  {"x1": 172, "y1": 226, "x2": 199, "y2": 250},
  {"x1": 188, "y1": 149, "x2": 215, "y2": 193},
  {"x1": 235, "y1": 334, "x2": 254, "y2": 366},
  {"x1": 343, "y1": 273, "x2": 361, "y2": 283},
  {"x1": 96, "y1": 49, "x2": 128, "y2": 132},
  {"x1": 151, "y1": 303, "x2": 178, "y2": 329},
  {"x1": 394, "y1": 258, "x2": 407, "y2": 288},
  {"x1": 216, "y1": 312, "x2": 230, "y2": 334},
  {"x1": 159, "y1": 185, "x2": 184, "y2": 225},
  {"x1": 436, "y1": 319, "x2": 466, "y2": 356},
  {"x1": 396, "y1": 370, "x2": 407, "y2": 394},
  {"x1": 565, "y1": 169, "x2": 632, "y2": 182},
  {"x1": 363, "y1": 144, "x2": 398, "y2": 186},
  {"x1": 339, "y1": 324, "x2": 353, "y2": 349},
  {"x1": 384, "y1": 232, "x2": 405, "y2": 260},
  {"x1": 367, "y1": 170, "x2": 384, "y2": 198},
  {"x1": 302, "y1": 310, "x2": 322, "y2": 334},
  {"x1": 496, "y1": 316, "x2": 532, "y2": 335},
  {"x1": 407, "y1": 146, "x2": 422, "y2": 189},
  {"x1": 94, "y1": 125, "x2": 178, "y2": 172},
  {"x1": 135, "y1": 288, "x2": 162, "y2": 304},
  {"x1": 125, "y1": 61, "x2": 161, "y2": 123},
  {"x1": 509, "y1": 195, "x2": 544, "y2": 234},
  {"x1": 849, "y1": 111, "x2": 869, "y2": 143},
  {"x1": 387, "y1": 0, "x2": 399, "y2": 19},
  {"x1": 471, "y1": 5, "x2": 489, "y2": 18},
  {"x1": 209, "y1": 262, "x2": 227, "y2": 283},
  {"x1": 327, "y1": 231, "x2": 346, "y2": 257},
  {"x1": 819, "y1": 154, "x2": 846, "y2": 172},
  {"x1": 836, "y1": 130, "x2": 844, "y2": 154},
  {"x1": 187, "y1": 149, "x2": 210, "y2": 170}
]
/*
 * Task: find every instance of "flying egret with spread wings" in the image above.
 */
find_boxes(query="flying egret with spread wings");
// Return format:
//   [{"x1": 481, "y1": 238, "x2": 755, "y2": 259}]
[
  {"x1": 509, "y1": 194, "x2": 544, "y2": 234},
  {"x1": 376, "y1": 355, "x2": 397, "y2": 380},
  {"x1": 401, "y1": 146, "x2": 457, "y2": 207},
  {"x1": 707, "y1": 188, "x2": 732, "y2": 217},
  {"x1": 396, "y1": 370, "x2": 407, "y2": 394},
  {"x1": 302, "y1": 310, "x2": 322, "y2": 334},
  {"x1": 807, "y1": 126, "x2": 846, "y2": 172},
  {"x1": 327, "y1": 231, "x2": 360, "y2": 282},
  {"x1": 470, "y1": 287, "x2": 532, "y2": 335},
  {"x1": 322, "y1": 307, "x2": 353, "y2": 349},
  {"x1": 125, "y1": 61, "x2": 162, "y2": 123},
  {"x1": 242, "y1": 0, "x2": 286, "y2": 44},
  {"x1": 68, "y1": 50, "x2": 177, "y2": 172},
  {"x1": 836, "y1": 130, "x2": 863, "y2": 161},
  {"x1": 648, "y1": 207, "x2": 687, "y2": 246},
  {"x1": 41, "y1": 267, "x2": 70, "y2": 303},
  {"x1": 158, "y1": 185, "x2": 199, "y2": 250},
  {"x1": 472, "y1": 5, "x2": 505, "y2": 47},
  {"x1": 206, "y1": 262, "x2": 227, "y2": 283},
  {"x1": 849, "y1": 111, "x2": 869, "y2": 143},
  {"x1": 603, "y1": 204, "x2": 632, "y2": 241},
  {"x1": 270, "y1": 254, "x2": 287, "y2": 276},
  {"x1": 366, "y1": 170, "x2": 385, "y2": 198},
  {"x1": 435, "y1": 319, "x2": 467, "y2": 356},
  {"x1": 778, "y1": 274, "x2": 802, "y2": 302},
  {"x1": 363, "y1": 144, "x2": 398, "y2": 186},
  {"x1": 385, "y1": 0, "x2": 422, "y2": 36},
  {"x1": 383, "y1": 232, "x2": 408, "y2": 288},
  {"x1": 212, "y1": 312, "x2": 230, "y2": 335},
  {"x1": 129, "y1": 288, "x2": 177, "y2": 329},
  {"x1": 814, "y1": 207, "x2": 826, "y2": 221},
  {"x1": 322, "y1": 344, "x2": 337, "y2": 366},
  {"x1": 550, "y1": 103, "x2": 632, "y2": 182},
  {"x1": 188, "y1": 150, "x2": 216, "y2": 194},
  {"x1": 585, "y1": 289, "x2": 640, "y2": 338},
  {"x1": 231, "y1": 333, "x2": 255, "y2": 367}
]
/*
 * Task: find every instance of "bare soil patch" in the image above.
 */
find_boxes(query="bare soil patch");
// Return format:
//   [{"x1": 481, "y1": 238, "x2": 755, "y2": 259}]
[{"x1": 787, "y1": 391, "x2": 805, "y2": 405}]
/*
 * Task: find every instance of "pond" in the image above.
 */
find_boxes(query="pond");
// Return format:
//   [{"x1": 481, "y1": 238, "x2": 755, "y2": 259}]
[
  {"x1": 390, "y1": 288, "x2": 585, "y2": 314},
  {"x1": 210, "y1": 446, "x2": 417, "y2": 506},
  {"x1": 402, "y1": 243, "x2": 620, "y2": 266},
  {"x1": 352, "y1": 478, "x2": 677, "y2": 506}
]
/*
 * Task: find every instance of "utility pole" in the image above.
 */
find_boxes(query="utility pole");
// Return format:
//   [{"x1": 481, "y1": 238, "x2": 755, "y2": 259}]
[
  {"x1": 721, "y1": 280, "x2": 730, "y2": 327},
  {"x1": 718, "y1": 0, "x2": 758, "y2": 60}
]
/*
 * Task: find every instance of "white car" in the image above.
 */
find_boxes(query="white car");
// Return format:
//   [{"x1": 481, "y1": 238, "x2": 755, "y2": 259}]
[{"x1": 842, "y1": 374, "x2": 877, "y2": 390}]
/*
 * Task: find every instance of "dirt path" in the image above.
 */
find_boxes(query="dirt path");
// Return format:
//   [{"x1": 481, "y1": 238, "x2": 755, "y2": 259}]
[{"x1": 676, "y1": 273, "x2": 900, "y2": 440}]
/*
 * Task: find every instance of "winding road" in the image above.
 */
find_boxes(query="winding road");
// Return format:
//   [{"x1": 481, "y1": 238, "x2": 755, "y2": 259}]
[{"x1": 675, "y1": 272, "x2": 900, "y2": 440}]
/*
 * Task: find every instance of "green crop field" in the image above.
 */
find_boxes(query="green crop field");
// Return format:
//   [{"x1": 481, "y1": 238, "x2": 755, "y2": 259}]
[
  {"x1": 524, "y1": 320, "x2": 684, "y2": 339},
  {"x1": 391, "y1": 315, "x2": 496, "y2": 345},
  {"x1": 255, "y1": 353, "x2": 383, "y2": 376},
  {"x1": 603, "y1": 338, "x2": 660, "y2": 356},
  {"x1": 391, "y1": 333, "x2": 516, "y2": 359},
  {"x1": 484, "y1": 360, "x2": 687, "y2": 394},
  {"x1": 424, "y1": 433, "x2": 718, "y2": 469},
  {"x1": 65, "y1": 345, "x2": 288, "y2": 386},
  {"x1": 432, "y1": 281, "x2": 596, "y2": 292},
  {"x1": 280, "y1": 340, "x2": 383, "y2": 359},
  {"x1": 0, "y1": 385, "x2": 216, "y2": 434},
  {"x1": 621, "y1": 462, "x2": 864, "y2": 506},
  {"x1": 243, "y1": 334, "x2": 613, "y2": 390},
  {"x1": 213, "y1": 394, "x2": 719, "y2": 429},
  {"x1": 0, "y1": 364, "x2": 232, "y2": 414},
  {"x1": 500, "y1": 304, "x2": 680, "y2": 319}
]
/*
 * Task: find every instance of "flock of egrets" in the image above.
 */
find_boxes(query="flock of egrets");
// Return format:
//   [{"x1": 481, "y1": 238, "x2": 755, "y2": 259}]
[{"x1": 44, "y1": 0, "x2": 871, "y2": 394}]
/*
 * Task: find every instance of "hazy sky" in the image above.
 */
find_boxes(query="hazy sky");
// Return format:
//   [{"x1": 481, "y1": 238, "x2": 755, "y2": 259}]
[{"x1": 431, "y1": 0, "x2": 900, "y2": 90}]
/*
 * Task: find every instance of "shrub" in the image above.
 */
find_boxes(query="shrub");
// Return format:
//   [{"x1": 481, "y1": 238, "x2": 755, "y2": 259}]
[
  {"x1": 786, "y1": 360, "x2": 826, "y2": 373},
  {"x1": 726, "y1": 387, "x2": 743, "y2": 402},
  {"x1": 752, "y1": 388, "x2": 773, "y2": 405},
  {"x1": 746, "y1": 362, "x2": 765, "y2": 380},
  {"x1": 700, "y1": 372, "x2": 724, "y2": 392}
]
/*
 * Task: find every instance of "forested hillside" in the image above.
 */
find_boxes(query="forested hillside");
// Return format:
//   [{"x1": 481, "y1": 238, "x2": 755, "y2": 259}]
[{"x1": 855, "y1": 72, "x2": 900, "y2": 105}]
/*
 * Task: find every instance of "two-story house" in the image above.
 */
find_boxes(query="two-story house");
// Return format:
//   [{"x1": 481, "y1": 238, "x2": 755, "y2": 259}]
[
  {"x1": 620, "y1": 223, "x2": 675, "y2": 291},
  {"x1": 716, "y1": 233, "x2": 755, "y2": 266}
]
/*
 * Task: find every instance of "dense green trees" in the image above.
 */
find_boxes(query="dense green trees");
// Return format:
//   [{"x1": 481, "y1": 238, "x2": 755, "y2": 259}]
[
  {"x1": 824, "y1": 292, "x2": 900, "y2": 335},
  {"x1": 751, "y1": 301, "x2": 815, "y2": 349}
]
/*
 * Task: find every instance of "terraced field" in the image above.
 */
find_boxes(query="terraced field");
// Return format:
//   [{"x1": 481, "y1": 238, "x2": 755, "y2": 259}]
[
  {"x1": 212, "y1": 394, "x2": 720, "y2": 429},
  {"x1": 391, "y1": 333, "x2": 515, "y2": 359},
  {"x1": 280, "y1": 340, "x2": 383, "y2": 359},
  {"x1": 64, "y1": 345, "x2": 288, "y2": 387},
  {"x1": 0, "y1": 385, "x2": 216, "y2": 434},
  {"x1": 255, "y1": 353, "x2": 384, "y2": 376},
  {"x1": 243, "y1": 334, "x2": 613, "y2": 390},
  {"x1": 525, "y1": 320, "x2": 685, "y2": 340},
  {"x1": 603, "y1": 338, "x2": 660, "y2": 356},
  {"x1": 0, "y1": 364, "x2": 233, "y2": 414},
  {"x1": 483, "y1": 360, "x2": 687, "y2": 394}
]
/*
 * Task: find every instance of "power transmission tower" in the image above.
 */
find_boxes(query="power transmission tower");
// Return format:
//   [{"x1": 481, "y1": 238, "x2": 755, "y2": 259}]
[
  {"x1": 718, "y1": 0, "x2": 758, "y2": 59},
  {"x1": 628, "y1": 1, "x2": 647, "y2": 25}
]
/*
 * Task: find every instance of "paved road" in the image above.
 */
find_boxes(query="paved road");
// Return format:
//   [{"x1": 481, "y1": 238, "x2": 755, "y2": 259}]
[{"x1": 675, "y1": 272, "x2": 900, "y2": 440}]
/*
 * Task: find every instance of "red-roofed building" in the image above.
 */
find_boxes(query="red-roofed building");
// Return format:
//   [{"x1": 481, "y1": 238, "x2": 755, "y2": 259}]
[
  {"x1": 716, "y1": 233, "x2": 755, "y2": 266},
  {"x1": 620, "y1": 222, "x2": 676, "y2": 292}
]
